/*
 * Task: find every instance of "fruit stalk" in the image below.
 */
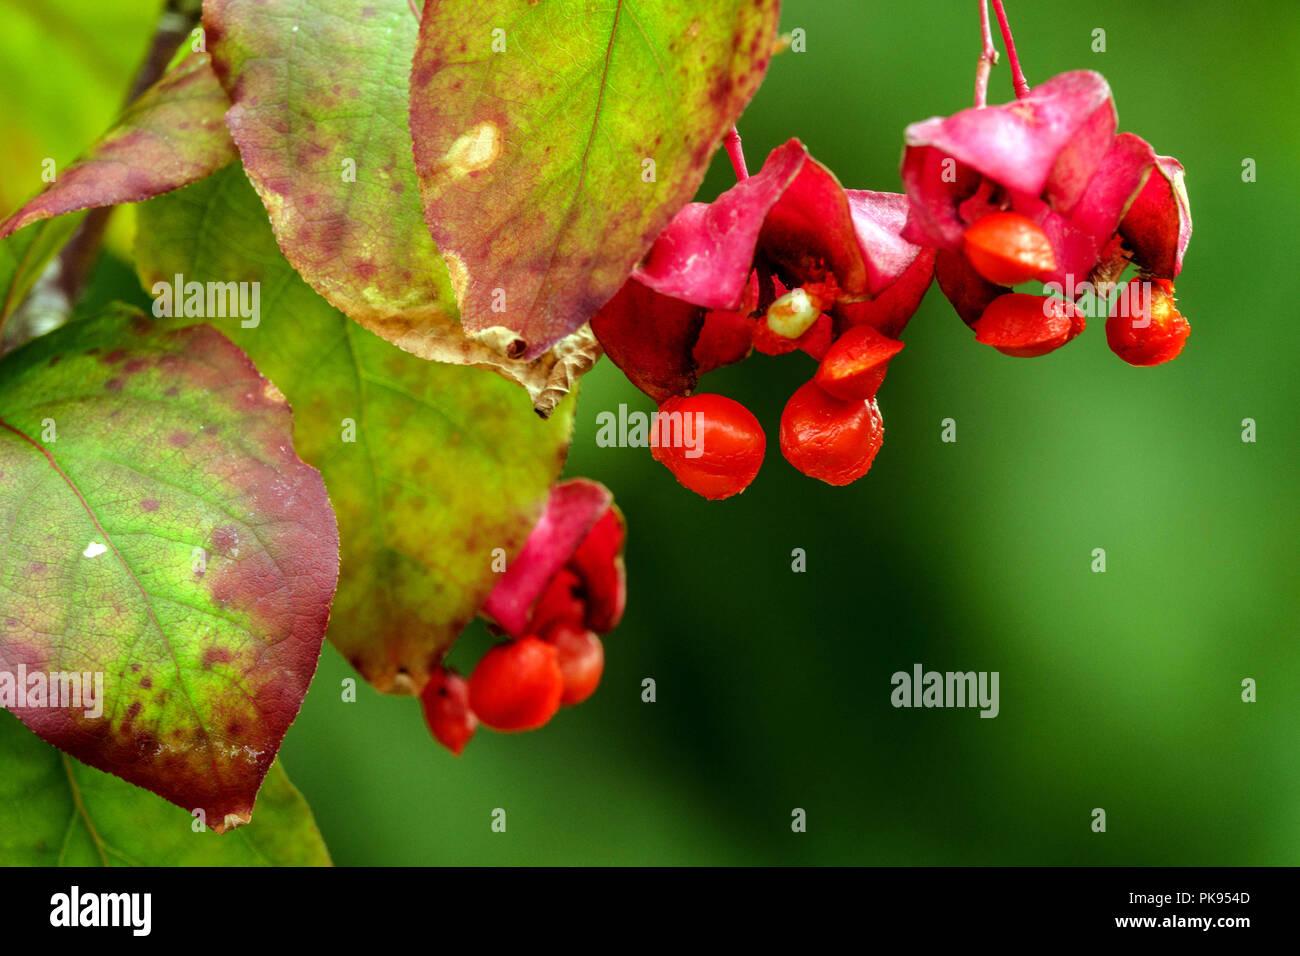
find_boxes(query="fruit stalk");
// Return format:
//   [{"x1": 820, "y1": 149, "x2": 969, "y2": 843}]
[
  {"x1": 991, "y1": 1, "x2": 1030, "y2": 98},
  {"x1": 974, "y1": 0, "x2": 998, "y2": 107},
  {"x1": 724, "y1": 126, "x2": 750, "y2": 181}
]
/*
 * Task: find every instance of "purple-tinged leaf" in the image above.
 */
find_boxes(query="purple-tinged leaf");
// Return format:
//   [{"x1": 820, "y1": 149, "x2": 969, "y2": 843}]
[
  {"x1": 135, "y1": 166, "x2": 575, "y2": 694},
  {"x1": 203, "y1": 0, "x2": 596, "y2": 416},
  {"x1": 0, "y1": 305, "x2": 339, "y2": 831},
  {"x1": 0, "y1": 51, "x2": 235, "y2": 242},
  {"x1": 409, "y1": 0, "x2": 781, "y2": 359}
]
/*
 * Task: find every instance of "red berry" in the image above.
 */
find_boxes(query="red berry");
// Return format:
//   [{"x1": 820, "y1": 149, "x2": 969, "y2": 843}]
[
  {"x1": 813, "y1": 326, "x2": 905, "y2": 401},
  {"x1": 651, "y1": 393, "x2": 766, "y2": 500},
  {"x1": 780, "y1": 381, "x2": 884, "y2": 486},
  {"x1": 567, "y1": 506, "x2": 626, "y2": 634},
  {"x1": 468, "y1": 637, "x2": 564, "y2": 732},
  {"x1": 962, "y1": 211, "x2": 1057, "y2": 287},
  {"x1": 420, "y1": 667, "x2": 478, "y2": 756},
  {"x1": 543, "y1": 621, "x2": 605, "y2": 706},
  {"x1": 1106, "y1": 277, "x2": 1190, "y2": 366},
  {"x1": 972, "y1": 293, "x2": 1085, "y2": 357}
]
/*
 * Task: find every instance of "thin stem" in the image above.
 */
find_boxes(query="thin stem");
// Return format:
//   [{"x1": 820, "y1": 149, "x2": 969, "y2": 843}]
[
  {"x1": 408, "y1": 0, "x2": 421, "y2": 22},
  {"x1": 974, "y1": 0, "x2": 998, "y2": 107},
  {"x1": 723, "y1": 126, "x2": 749, "y2": 181},
  {"x1": 991, "y1": 1, "x2": 1030, "y2": 98}
]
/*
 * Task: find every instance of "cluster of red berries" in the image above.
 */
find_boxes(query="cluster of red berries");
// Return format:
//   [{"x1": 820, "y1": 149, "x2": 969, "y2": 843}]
[
  {"x1": 593, "y1": 140, "x2": 933, "y2": 499},
  {"x1": 416, "y1": 7, "x2": 1194, "y2": 762},
  {"x1": 651, "y1": 314, "x2": 900, "y2": 500},
  {"x1": 420, "y1": 480, "x2": 626, "y2": 754},
  {"x1": 591, "y1": 18, "x2": 1192, "y2": 502},
  {"x1": 907, "y1": 70, "x2": 1192, "y2": 369}
]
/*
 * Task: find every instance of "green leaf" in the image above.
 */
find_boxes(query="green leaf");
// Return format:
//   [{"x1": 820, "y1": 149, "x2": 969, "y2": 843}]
[
  {"x1": 0, "y1": 50, "x2": 236, "y2": 242},
  {"x1": 409, "y1": 0, "x2": 780, "y2": 358},
  {"x1": 136, "y1": 166, "x2": 575, "y2": 694},
  {"x1": 0, "y1": 212, "x2": 86, "y2": 325},
  {"x1": 0, "y1": 710, "x2": 330, "y2": 866},
  {"x1": 204, "y1": 0, "x2": 598, "y2": 415},
  {"x1": 0, "y1": 305, "x2": 339, "y2": 832}
]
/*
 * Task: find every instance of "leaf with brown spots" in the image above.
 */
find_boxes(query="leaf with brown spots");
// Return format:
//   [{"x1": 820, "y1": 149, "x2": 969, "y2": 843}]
[
  {"x1": 0, "y1": 305, "x2": 339, "y2": 832},
  {"x1": 135, "y1": 165, "x2": 575, "y2": 694},
  {"x1": 409, "y1": 0, "x2": 780, "y2": 360},
  {"x1": 203, "y1": 0, "x2": 597, "y2": 416},
  {"x1": 0, "y1": 50, "x2": 235, "y2": 244}
]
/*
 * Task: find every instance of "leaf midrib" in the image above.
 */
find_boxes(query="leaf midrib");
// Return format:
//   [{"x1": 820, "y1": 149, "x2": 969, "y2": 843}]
[
  {"x1": 0, "y1": 417, "x2": 223, "y2": 789},
  {"x1": 522, "y1": 0, "x2": 626, "y2": 325},
  {"x1": 61, "y1": 752, "x2": 111, "y2": 867}
]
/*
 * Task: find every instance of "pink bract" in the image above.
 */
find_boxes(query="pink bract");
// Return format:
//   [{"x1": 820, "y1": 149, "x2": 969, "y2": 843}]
[
  {"x1": 901, "y1": 70, "x2": 1191, "y2": 304},
  {"x1": 481, "y1": 479, "x2": 626, "y2": 640},
  {"x1": 594, "y1": 140, "x2": 932, "y2": 401}
]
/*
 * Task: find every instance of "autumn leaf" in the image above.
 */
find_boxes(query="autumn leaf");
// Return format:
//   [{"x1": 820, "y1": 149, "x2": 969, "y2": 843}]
[
  {"x1": 203, "y1": 0, "x2": 598, "y2": 415},
  {"x1": 409, "y1": 0, "x2": 781, "y2": 359},
  {"x1": 136, "y1": 166, "x2": 574, "y2": 694},
  {"x1": 0, "y1": 0, "x2": 162, "y2": 216},
  {"x1": 0, "y1": 305, "x2": 339, "y2": 832},
  {"x1": 0, "y1": 710, "x2": 330, "y2": 866},
  {"x1": 0, "y1": 50, "x2": 235, "y2": 243}
]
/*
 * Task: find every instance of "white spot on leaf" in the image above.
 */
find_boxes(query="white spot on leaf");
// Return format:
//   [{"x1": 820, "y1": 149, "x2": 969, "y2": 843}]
[
  {"x1": 443, "y1": 250, "x2": 469, "y2": 304},
  {"x1": 443, "y1": 122, "x2": 501, "y2": 177},
  {"x1": 83, "y1": 541, "x2": 107, "y2": 558}
]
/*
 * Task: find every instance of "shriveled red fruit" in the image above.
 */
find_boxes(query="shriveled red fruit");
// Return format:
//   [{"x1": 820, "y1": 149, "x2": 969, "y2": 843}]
[
  {"x1": 468, "y1": 637, "x2": 564, "y2": 732},
  {"x1": 962, "y1": 212, "x2": 1057, "y2": 287},
  {"x1": 420, "y1": 667, "x2": 478, "y2": 756},
  {"x1": 651, "y1": 394, "x2": 765, "y2": 500},
  {"x1": 543, "y1": 622, "x2": 605, "y2": 707},
  {"x1": 530, "y1": 566, "x2": 585, "y2": 635},
  {"x1": 973, "y1": 293, "x2": 1085, "y2": 357},
  {"x1": 780, "y1": 381, "x2": 884, "y2": 486},
  {"x1": 568, "y1": 506, "x2": 626, "y2": 633},
  {"x1": 1106, "y1": 276, "x2": 1190, "y2": 366},
  {"x1": 814, "y1": 326, "x2": 905, "y2": 400}
]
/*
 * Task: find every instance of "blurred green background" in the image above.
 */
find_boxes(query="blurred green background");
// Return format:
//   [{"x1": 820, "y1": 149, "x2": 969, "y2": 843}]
[{"x1": 4, "y1": 0, "x2": 1297, "y2": 864}]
